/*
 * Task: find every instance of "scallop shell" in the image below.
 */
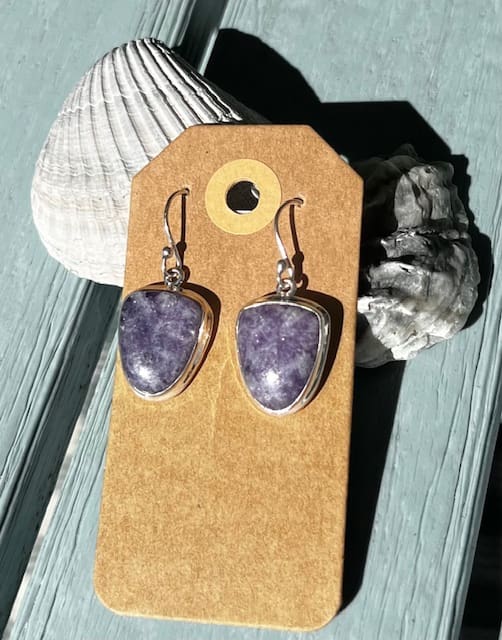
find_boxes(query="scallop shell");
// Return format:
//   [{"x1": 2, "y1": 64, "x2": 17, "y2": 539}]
[
  {"x1": 31, "y1": 39, "x2": 263, "y2": 285},
  {"x1": 354, "y1": 146, "x2": 480, "y2": 367}
]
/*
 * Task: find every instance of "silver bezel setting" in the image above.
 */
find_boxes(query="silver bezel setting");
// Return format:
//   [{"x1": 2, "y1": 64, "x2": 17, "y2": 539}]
[
  {"x1": 235, "y1": 294, "x2": 331, "y2": 416},
  {"x1": 119, "y1": 283, "x2": 213, "y2": 401}
]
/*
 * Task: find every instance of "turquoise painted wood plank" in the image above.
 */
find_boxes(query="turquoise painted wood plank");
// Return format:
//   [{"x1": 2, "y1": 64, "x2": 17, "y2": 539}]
[
  {"x1": 0, "y1": 0, "x2": 201, "y2": 631},
  {"x1": 5, "y1": 1, "x2": 502, "y2": 640}
]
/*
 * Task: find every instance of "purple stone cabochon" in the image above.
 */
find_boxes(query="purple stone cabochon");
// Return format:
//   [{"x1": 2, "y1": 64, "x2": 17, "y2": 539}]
[
  {"x1": 119, "y1": 289, "x2": 203, "y2": 395},
  {"x1": 236, "y1": 301, "x2": 321, "y2": 412}
]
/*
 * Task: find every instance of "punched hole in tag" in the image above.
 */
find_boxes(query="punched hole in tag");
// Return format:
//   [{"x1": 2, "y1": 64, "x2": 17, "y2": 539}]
[{"x1": 225, "y1": 180, "x2": 260, "y2": 214}]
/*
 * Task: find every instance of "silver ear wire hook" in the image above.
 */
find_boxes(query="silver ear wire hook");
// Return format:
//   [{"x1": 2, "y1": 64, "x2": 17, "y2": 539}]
[
  {"x1": 162, "y1": 187, "x2": 189, "y2": 291},
  {"x1": 274, "y1": 197, "x2": 304, "y2": 297}
]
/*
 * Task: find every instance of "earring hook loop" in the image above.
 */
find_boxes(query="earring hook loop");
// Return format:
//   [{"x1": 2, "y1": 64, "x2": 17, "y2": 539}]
[
  {"x1": 162, "y1": 187, "x2": 189, "y2": 291},
  {"x1": 274, "y1": 197, "x2": 304, "y2": 297}
]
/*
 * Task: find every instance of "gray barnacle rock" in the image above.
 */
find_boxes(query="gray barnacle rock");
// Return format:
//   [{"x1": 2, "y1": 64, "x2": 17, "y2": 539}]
[{"x1": 355, "y1": 145, "x2": 480, "y2": 367}]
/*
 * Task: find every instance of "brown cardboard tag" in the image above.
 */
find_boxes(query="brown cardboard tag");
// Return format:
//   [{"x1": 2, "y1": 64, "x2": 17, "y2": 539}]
[{"x1": 94, "y1": 125, "x2": 362, "y2": 631}]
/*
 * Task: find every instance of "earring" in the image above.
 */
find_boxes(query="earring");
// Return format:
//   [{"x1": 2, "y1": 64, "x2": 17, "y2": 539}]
[
  {"x1": 236, "y1": 198, "x2": 331, "y2": 416},
  {"x1": 119, "y1": 188, "x2": 213, "y2": 399}
]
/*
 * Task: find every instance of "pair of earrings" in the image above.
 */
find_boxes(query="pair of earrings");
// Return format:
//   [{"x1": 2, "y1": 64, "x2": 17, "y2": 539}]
[{"x1": 118, "y1": 188, "x2": 331, "y2": 416}]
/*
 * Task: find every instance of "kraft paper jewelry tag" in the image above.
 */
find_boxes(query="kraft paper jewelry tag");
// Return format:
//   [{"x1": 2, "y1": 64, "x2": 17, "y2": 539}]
[{"x1": 94, "y1": 125, "x2": 362, "y2": 631}]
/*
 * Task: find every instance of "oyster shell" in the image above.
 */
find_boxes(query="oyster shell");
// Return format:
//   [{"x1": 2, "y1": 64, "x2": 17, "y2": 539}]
[
  {"x1": 31, "y1": 38, "x2": 262, "y2": 285},
  {"x1": 355, "y1": 146, "x2": 480, "y2": 367}
]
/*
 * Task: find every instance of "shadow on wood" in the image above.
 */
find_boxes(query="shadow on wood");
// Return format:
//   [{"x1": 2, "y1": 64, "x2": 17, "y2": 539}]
[
  {"x1": 460, "y1": 428, "x2": 502, "y2": 639},
  {"x1": 205, "y1": 28, "x2": 492, "y2": 608},
  {"x1": 205, "y1": 29, "x2": 493, "y2": 329}
]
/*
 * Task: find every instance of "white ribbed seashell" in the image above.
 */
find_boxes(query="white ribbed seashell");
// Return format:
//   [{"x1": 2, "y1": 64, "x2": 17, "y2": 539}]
[{"x1": 32, "y1": 38, "x2": 262, "y2": 285}]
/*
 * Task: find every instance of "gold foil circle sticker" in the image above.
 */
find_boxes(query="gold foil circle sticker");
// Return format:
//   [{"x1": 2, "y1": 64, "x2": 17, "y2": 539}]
[{"x1": 204, "y1": 158, "x2": 282, "y2": 235}]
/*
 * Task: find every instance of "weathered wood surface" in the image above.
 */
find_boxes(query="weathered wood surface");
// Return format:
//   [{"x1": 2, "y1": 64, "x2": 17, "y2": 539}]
[{"x1": 3, "y1": 0, "x2": 502, "y2": 639}]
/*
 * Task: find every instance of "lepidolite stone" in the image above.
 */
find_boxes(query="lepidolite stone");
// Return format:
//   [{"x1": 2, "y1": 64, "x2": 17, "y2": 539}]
[
  {"x1": 236, "y1": 301, "x2": 321, "y2": 412},
  {"x1": 119, "y1": 289, "x2": 203, "y2": 396}
]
